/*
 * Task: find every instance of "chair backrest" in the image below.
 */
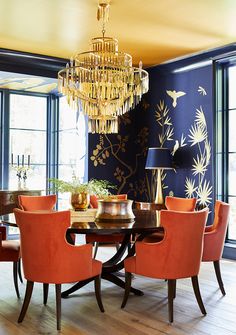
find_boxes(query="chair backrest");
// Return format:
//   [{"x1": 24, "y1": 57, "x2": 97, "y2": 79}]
[
  {"x1": 202, "y1": 200, "x2": 230, "y2": 261},
  {"x1": 136, "y1": 208, "x2": 208, "y2": 279},
  {"x1": 13, "y1": 208, "x2": 93, "y2": 283},
  {"x1": 90, "y1": 194, "x2": 127, "y2": 208},
  {"x1": 18, "y1": 194, "x2": 57, "y2": 211},
  {"x1": 165, "y1": 196, "x2": 197, "y2": 211}
]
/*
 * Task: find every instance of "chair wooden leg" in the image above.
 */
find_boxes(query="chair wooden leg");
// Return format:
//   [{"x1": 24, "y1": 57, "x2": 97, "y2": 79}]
[
  {"x1": 93, "y1": 242, "x2": 99, "y2": 258},
  {"x1": 18, "y1": 259, "x2": 23, "y2": 283},
  {"x1": 94, "y1": 275, "x2": 105, "y2": 312},
  {"x1": 13, "y1": 261, "x2": 20, "y2": 299},
  {"x1": 168, "y1": 279, "x2": 175, "y2": 323},
  {"x1": 43, "y1": 283, "x2": 49, "y2": 305},
  {"x1": 18, "y1": 281, "x2": 34, "y2": 323},
  {"x1": 191, "y1": 276, "x2": 206, "y2": 315},
  {"x1": 173, "y1": 279, "x2": 176, "y2": 299},
  {"x1": 121, "y1": 272, "x2": 132, "y2": 308},
  {"x1": 55, "y1": 284, "x2": 61, "y2": 331},
  {"x1": 213, "y1": 260, "x2": 226, "y2": 295}
]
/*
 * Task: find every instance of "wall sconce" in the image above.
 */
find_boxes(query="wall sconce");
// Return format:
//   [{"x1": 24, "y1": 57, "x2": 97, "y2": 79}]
[{"x1": 145, "y1": 147, "x2": 173, "y2": 204}]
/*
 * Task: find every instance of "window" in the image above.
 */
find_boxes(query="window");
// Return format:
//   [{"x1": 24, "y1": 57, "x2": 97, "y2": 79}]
[
  {"x1": 227, "y1": 66, "x2": 236, "y2": 240},
  {"x1": 0, "y1": 50, "x2": 89, "y2": 198},
  {"x1": 9, "y1": 93, "x2": 47, "y2": 190},
  {"x1": 57, "y1": 97, "x2": 88, "y2": 209},
  {"x1": 216, "y1": 59, "x2": 236, "y2": 242},
  {"x1": 0, "y1": 90, "x2": 88, "y2": 205},
  {"x1": 58, "y1": 97, "x2": 87, "y2": 181},
  {"x1": 0, "y1": 50, "x2": 89, "y2": 236}
]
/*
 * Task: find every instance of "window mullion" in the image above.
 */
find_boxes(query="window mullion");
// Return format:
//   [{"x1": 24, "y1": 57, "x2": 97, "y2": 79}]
[{"x1": 1, "y1": 90, "x2": 10, "y2": 189}]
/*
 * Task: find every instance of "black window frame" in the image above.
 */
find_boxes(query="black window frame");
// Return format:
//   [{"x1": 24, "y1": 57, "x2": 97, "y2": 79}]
[
  {"x1": 0, "y1": 48, "x2": 67, "y2": 190},
  {"x1": 0, "y1": 89, "x2": 59, "y2": 190},
  {"x1": 215, "y1": 54, "x2": 236, "y2": 244}
]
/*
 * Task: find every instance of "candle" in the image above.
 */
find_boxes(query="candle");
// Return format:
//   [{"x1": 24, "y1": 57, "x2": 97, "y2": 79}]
[
  {"x1": 11, "y1": 153, "x2": 13, "y2": 166},
  {"x1": 22, "y1": 154, "x2": 24, "y2": 167},
  {"x1": 17, "y1": 155, "x2": 19, "y2": 166},
  {"x1": 28, "y1": 155, "x2": 30, "y2": 167}
]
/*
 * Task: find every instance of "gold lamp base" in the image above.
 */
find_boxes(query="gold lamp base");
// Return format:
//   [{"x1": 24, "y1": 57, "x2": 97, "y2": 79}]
[{"x1": 154, "y1": 169, "x2": 164, "y2": 205}]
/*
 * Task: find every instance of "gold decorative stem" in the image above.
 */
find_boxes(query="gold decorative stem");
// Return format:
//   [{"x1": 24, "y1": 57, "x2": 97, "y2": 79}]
[{"x1": 155, "y1": 169, "x2": 164, "y2": 205}]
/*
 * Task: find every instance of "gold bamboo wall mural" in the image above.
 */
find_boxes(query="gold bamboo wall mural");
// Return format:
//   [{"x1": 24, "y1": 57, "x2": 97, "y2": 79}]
[
  {"x1": 185, "y1": 103, "x2": 212, "y2": 208},
  {"x1": 90, "y1": 110, "x2": 150, "y2": 199},
  {"x1": 89, "y1": 64, "x2": 213, "y2": 211}
]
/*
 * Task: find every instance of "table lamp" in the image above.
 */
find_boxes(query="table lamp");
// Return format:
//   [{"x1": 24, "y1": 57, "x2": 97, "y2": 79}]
[{"x1": 145, "y1": 147, "x2": 173, "y2": 204}]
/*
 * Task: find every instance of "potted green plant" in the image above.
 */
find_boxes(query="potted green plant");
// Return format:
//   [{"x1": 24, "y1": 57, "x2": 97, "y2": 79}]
[{"x1": 49, "y1": 177, "x2": 116, "y2": 211}]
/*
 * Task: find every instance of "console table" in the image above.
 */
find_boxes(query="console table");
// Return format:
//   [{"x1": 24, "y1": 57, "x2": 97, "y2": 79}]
[{"x1": 0, "y1": 190, "x2": 42, "y2": 215}]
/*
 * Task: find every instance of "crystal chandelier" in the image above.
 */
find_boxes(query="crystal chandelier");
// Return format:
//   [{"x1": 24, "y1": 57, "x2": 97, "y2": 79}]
[{"x1": 58, "y1": 1, "x2": 149, "y2": 134}]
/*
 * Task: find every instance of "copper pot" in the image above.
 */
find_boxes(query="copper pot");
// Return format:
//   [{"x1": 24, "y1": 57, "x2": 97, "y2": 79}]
[
  {"x1": 71, "y1": 192, "x2": 90, "y2": 211},
  {"x1": 95, "y1": 199, "x2": 135, "y2": 223}
]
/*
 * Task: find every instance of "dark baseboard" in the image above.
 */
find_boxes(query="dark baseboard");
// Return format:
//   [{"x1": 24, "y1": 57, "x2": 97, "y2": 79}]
[{"x1": 223, "y1": 243, "x2": 236, "y2": 260}]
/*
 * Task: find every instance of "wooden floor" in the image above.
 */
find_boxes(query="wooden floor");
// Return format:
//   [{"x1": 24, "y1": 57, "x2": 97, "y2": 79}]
[{"x1": 0, "y1": 245, "x2": 236, "y2": 335}]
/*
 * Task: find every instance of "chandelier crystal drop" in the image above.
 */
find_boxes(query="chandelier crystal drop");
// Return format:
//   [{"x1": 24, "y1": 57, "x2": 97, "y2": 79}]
[{"x1": 58, "y1": 1, "x2": 149, "y2": 134}]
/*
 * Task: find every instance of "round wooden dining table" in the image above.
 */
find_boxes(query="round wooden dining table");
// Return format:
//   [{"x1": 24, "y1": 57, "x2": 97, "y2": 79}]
[{"x1": 1, "y1": 209, "x2": 163, "y2": 297}]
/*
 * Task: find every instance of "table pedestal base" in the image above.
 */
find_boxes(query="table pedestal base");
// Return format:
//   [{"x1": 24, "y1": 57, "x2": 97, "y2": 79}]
[
  {"x1": 61, "y1": 231, "x2": 154, "y2": 298},
  {"x1": 62, "y1": 232, "x2": 145, "y2": 297},
  {"x1": 61, "y1": 272, "x2": 143, "y2": 298}
]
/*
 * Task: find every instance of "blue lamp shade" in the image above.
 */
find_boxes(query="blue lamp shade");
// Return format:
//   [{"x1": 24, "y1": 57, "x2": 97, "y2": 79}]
[{"x1": 145, "y1": 147, "x2": 173, "y2": 170}]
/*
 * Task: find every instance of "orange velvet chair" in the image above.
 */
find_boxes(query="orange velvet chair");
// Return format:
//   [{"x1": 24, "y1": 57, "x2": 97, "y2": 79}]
[
  {"x1": 121, "y1": 208, "x2": 209, "y2": 323},
  {"x1": 14, "y1": 209, "x2": 104, "y2": 331},
  {"x1": 89, "y1": 194, "x2": 99, "y2": 209},
  {"x1": 17, "y1": 194, "x2": 60, "y2": 278},
  {"x1": 143, "y1": 196, "x2": 197, "y2": 243},
  {"x1": 86, "y1": 194, "x2": 128, "y2": 258},
  {"x1": 165, "y1": 196, "x2": 197, "y2": 211},
  {"x1": 202, "y1": 200, "x2": 230, "y2": 295},
  {"x1": 18, "y1": 194, "x2": 76, "y2": 244},
  {"x1": 0, "y1": 226, "x2": 21, "y2": 298},
  {"x1": 18, "y1": 194, "x2": 57, "y2": 211}
]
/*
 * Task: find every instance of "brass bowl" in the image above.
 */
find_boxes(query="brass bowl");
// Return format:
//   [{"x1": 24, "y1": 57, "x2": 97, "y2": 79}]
[{"x1": 95, "y1": 199, "x2": 135, "y2": 223}]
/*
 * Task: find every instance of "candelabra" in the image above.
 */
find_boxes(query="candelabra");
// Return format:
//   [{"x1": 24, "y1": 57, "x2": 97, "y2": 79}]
[
  {"x1": 11, "y1": 154, "x2": 31, "y2": 190},
  {"x1": 13, "y1": 166, "x2": 30, "y2": 190}
]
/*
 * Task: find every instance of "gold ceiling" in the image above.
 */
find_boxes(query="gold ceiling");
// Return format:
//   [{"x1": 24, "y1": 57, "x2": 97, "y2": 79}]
[{"x1": 0, "y1": 0, "x2": 236, "y2": 67}]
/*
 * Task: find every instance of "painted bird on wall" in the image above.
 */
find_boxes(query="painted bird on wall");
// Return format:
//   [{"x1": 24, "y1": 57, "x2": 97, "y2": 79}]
[
  {"x1": 172, "y1": 140, "x2": 179, "y2": 156},
  {"x1": 166, "y1": 90, "x2": 186, "y2": 107}
]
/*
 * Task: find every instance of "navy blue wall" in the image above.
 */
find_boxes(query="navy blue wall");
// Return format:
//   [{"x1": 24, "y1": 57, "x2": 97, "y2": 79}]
[
  {"x1": 88, "y1": 63, "x2": 214, "y2": 211},
  {"x1": 88, "y1": 104, "x2": 150, "y2": 200},
  {"x1": 143, "y1": 64, "x2": 214, "y2": 209},
  {"x1": 88, "y1": 44, "x2": 236, "y2": 219}
]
